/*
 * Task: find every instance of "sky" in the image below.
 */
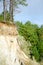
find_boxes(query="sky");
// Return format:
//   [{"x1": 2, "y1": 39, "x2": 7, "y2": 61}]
[{"x1": 0, "y1": 0, "x2": 43, "y2": 26}]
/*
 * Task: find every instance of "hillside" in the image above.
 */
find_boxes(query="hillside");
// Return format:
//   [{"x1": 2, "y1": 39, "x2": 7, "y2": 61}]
[{"x1": 0, "y1": 22, "x2": 40, "y2": 65}]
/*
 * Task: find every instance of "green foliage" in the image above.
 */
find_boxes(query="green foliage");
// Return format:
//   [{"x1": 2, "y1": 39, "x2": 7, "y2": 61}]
[
  {"x1": 13, "y1": 0, "x2": 28, "y2": 7},
  {"x1": 31, "y1": 46, "x2": 40, "y2": 61},
  {"x1": 16, "y1": 21, "x2": 43, "y2": 62},
  {"x1": 0, "y1": 11, "x2": 10, "y2": 22},
  {"x1": 37, "y1": 27, "x2": 43, "y2": 60},
  {"x1": 38, "y1": 41, "x2": 43, "y2": 57},
  {"x1": 0, "y1": 13, "x2": 3, "y2": 21}
]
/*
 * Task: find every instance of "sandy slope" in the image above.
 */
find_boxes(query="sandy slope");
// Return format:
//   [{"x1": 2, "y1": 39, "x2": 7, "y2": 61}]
[{"x1": 0, "y1": 22, "x2": 40, "y2": 65}]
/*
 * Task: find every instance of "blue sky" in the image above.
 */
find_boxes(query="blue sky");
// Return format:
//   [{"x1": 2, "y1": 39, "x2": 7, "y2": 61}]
[{"x1": 0, "y1": 0, "x2": 43, "y2": 26}]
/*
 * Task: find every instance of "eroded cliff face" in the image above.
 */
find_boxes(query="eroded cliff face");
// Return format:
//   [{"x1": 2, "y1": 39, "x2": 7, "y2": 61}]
[{"x1": 0, "y1": 22, "x2": 40, "y2": 65}]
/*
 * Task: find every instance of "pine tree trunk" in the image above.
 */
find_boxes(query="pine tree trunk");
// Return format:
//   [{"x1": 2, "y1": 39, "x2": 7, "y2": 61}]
[
  {"x1": 9, "y1": 0, "x2": 13, "y2": 22},
  {"x1": 3, "y1": 0, "x2": 7, "y2": 22}
]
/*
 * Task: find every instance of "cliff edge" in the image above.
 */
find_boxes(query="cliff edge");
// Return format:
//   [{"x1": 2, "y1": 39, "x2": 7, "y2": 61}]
[{"x1": 0, "y1": 22, "x2": 40, "y2": 65}]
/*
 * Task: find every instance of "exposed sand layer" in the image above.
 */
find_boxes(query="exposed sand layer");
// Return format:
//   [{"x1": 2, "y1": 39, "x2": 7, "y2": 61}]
[
  {"x1": 0, "y1": 22, "x2": 40, "y2": 65},
  {"x1": 0, "y1": 22, "x2": 18, "y2": 35}
]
